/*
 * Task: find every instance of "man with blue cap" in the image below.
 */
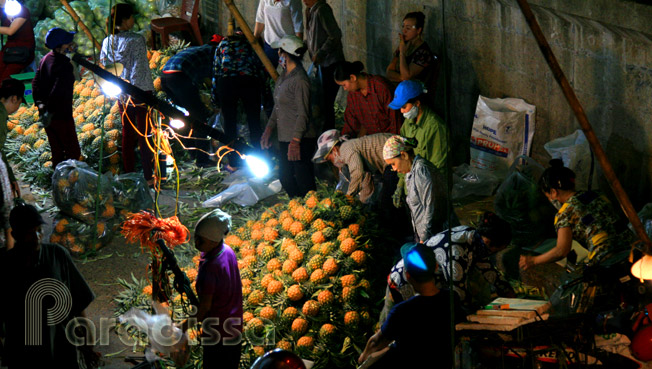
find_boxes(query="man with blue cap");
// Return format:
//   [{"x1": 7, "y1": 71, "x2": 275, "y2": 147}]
[
  {"x1": 32, "y1": 27, "x2": 81, "y2": 169},
  {"x1": 388, "y1": 79, "x2": 449, "y2": 208},
  {"x1": 358, "y1": 242, "x2": 455, "y2": 369}
]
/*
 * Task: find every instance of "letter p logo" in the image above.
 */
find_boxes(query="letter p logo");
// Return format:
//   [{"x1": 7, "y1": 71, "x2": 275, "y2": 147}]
[{"x1": 25, "y1": 278, "x2": 72, "y2": 345}]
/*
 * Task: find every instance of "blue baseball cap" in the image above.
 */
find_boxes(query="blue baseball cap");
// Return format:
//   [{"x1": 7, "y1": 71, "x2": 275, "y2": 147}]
[
  {"x1": 388, "y1": 80, "x2": 427, "y2": 110},
  {"x1": 400, "y1": 242, "x2": 438, "y2": 278},
  {"x1": 45, "y1": 28, "x2": 76, "y2": 49}
]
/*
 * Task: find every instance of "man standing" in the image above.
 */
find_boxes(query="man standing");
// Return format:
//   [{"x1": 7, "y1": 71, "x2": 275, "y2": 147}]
[
  {"x1": 303, "y1": 0, "x2": 344, "y2": 131},
  {"x1": 358, "y1": 243, "x2": 455, "y2": 368},
  {"x1": 254, "y1": 0, "x2": 303, "y2": 67},
  {"x1": 0, "y1": 203, "x2": 99, "y2": 369},
  {"x1": 193, "y1": 209, "x2": 243, "y2": 369}
]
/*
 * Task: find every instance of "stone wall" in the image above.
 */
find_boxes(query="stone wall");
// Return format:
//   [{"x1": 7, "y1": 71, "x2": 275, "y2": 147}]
[{"x1": 212, "y1": 0, "x2": 652, "y2": 207}]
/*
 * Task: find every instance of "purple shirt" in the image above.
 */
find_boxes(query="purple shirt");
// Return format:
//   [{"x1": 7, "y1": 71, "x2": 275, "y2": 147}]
[{"x1": 196, "y1": 243, "x2": 243, "y2": 338}]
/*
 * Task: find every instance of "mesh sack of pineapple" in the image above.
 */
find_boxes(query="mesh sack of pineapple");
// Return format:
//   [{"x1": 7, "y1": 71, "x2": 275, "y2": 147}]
[
  {"x1": 52, "y1": 159, "x2": 116, "y2": 224},
  {"x1": 113, "y1": 189, "x2": 392, "y2": 369},
  {"x1": 50, "y1": 212, "x2": 116, "y2": 255}
]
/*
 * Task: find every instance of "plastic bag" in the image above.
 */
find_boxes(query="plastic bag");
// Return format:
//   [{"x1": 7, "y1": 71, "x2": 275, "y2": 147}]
[
  {"x1": 544, "y1": 129, "x2": 598, "y2": 191},
  {"x1": 307, "y1": 63, "x2": 324, "y2": 131},
  {"x1": 493, "y1": 156, "x2": 556, "y2": 247},
  {"x1": 155, "y1": 0, "x2": 181, "y2": 17},
  {"x1": 119, "y1": 302, "x2": 189, "y2": 365},
  {"x1": 336, "y1": 165, "x2": 350, "y2": 194},
  {"x1": 112, "y1": 172, "x2": 154, "y2": 217},
  {"x1": 49, "y1": 212, "x2": 115, "y2": 255},
  {"x1": 52, "y1": 160, "x2": 116, "y2": 224},
  {"x1": 451, "y1": 163, "x2": 501, "y2": 200},
  {"x1": 470, "y1": 96, "x2": 536, "y2": 179},
  {"x1": 202, "y1": 179, "x2": 282, "y2": 207}
]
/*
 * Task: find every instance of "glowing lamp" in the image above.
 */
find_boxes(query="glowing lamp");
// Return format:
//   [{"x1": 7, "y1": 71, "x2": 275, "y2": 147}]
[
  {"x1": 4, "y1": 0, "x2": 21, "y2": 17},
  {"x1": 631, "y1": 254, "x2": 652, "y2": 282},
  {"x1": 100, "y1": 81, "x2": 122, "y2": 97},
  {"x1": 169, "y1": 119, "x2": 185, "y2": 129},
  {"x1": 244, "y1": 154, "x2": 269, "y2": 178}
]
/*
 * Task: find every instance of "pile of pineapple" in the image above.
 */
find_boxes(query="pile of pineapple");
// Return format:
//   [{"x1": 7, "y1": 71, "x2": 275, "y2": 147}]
[{"x1": 117, "y1": 189, "x2": 388, "y2": 369}]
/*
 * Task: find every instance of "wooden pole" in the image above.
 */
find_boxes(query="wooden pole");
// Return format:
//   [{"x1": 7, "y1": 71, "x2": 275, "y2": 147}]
[
  {"x1": 515, "y1": 0, "x2": 651, "y2": 249},
  {"x1": 223, "y1": 0, "x2": 279, "y2": 81},
  {"x1": 59, "y1": 0, "x2": 102, "y2": 51}
]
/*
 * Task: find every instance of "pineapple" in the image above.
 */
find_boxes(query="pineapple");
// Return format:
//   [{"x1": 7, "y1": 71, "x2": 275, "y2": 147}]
[
  {"x1": 307, "y1": 254, "x2": 325, "y2": 271},
  {"x1": 340, "y1": 238, "x2": 357, "y2": 255},
  {"x1": 247, "y1": 290, "x2": 264, "y2": 305},
  {"x1": 311, "y1": 218, "x2": 326, "y2": 231},
  {"x1": 317, "y1": 290, "x2": 334, "y2": 306},
  {"x1": 349, "y1": 223, "x2": 361, "y2": 236},
  {"x1": 287, "y1": 284, "x2": 303, "y2": 301},
  {"x1": 322, "y1": 258, "x2": 339, "y2": 275},
  {"x1": 296, "y1": 336, "x2": 314, "y2": 349},
  {"x1": 301, "y1": 209, "x2": 314, "y2": 224},
  {"x1": 266, "y1": 258, "x2": 282, "y2": 272},
  {"x1": 311, "y1": 231, "x2": 326, "y2": 244},
  {"x1": 263, "y1": 227, "x2": 279, "y2": 242},
  {"x1": 320, "y1": 242, "x2": 335, "y2": 256},
  {"x1": 276, "y1": 340, "x2": 293, "y2": 351},
  {"x1": 322, "y1": 227, "x2": 336, "y2": 240},
  {"x1": 310, "y1": 269, "x2": 327, "y2": 284},
  {"x1": 225, "y1": 234, "x2": 243, "y2": 247},
  {"x1": 282, "y1": 306, "x2": 299, "y2": 323},
  {"x1": 350, "y1": 250, "x2": 367, "y2": 265},
  {"x1": 340, "y1": 274, "x2": 357, "y2": 287},
  {"x1": 342, "y1": 286, "x2": 356, "y2": 303},
  {"x1": 267, "y1": 280, "x2": 284, "y2": 295},
  {"x1": 289, "y1": 221, "x2": 303, "y2": 236},
  {"x1": 251, "y1": 229, "x2": 264, "y2": 241},
  {"x1": 292, "y1": 267, "x2": 308, "y2": 283},
  {"x1": 260, "y1": 245, "x2": 276, "y2": 261},
  {"x1": 289, "y1": 249, "x2": 304, "y2": 264},
  {"x1": 282, "y1": 217, "x2": 294, "y2": 232},
  {"x1": 319, "y1": 323, "x2": 336, "y2": 339},
  {"x1": 295, "y1": 231, "x2": 310, "y2": 244},
  {"x1": 339, "y1": 205, "x2": 354, "y2": 220},
  {"x1": 344, "y1": 311, "x2": 360, "y2": 327},
  {"x1": 39, "y1": 151, "x2": 52, "y2": 164},
  {"x1": 337, "y1": 229, "x2": 352, "y2": 242},
  {"x1": 291, "y1": 318, "x2": 308, "y2": 335},
  {"x1": 282, "y1": 259, "x2": 298, "y2": 274},
  {"x1": 302, "y1": 300, "x2": 320, "y2": 317},
  {"x1": 243, "y1": 311, "x2": 254, "y2": 323},
  {"x1": 259, "y1": 306, "x2": 277, "y2": 321},
  {"x1": 305, "y1": 195, "x2": 318, "y2": 209},
  {"x1": 246, "y1": 318, "x2": 264, "y2": 335}
]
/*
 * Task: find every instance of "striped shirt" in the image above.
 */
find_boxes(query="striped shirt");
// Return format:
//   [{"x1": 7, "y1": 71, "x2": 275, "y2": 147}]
[{"x1": 339, "y1": 133, "x2": 392, "y2": 197}]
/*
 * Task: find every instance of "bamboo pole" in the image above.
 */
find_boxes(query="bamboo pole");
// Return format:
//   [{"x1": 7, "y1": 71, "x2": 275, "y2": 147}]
[
  {"x1": 223, "y1": 0, "x2": 278, "y2": 81},
  {"x1": 59, "y1": 0, "x2": 102, "y2": 51},
  {"x1": 515, "y1": 0, "x2": 651, "y2": 249}
]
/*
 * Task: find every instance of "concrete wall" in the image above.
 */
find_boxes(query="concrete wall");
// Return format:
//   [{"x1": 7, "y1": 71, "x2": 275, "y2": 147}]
[{"x1": 212, "y1": 0, "x2": 652, "y2": 207}]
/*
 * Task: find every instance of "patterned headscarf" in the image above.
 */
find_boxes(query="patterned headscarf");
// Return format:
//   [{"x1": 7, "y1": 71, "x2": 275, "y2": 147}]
[{"x1": 383, "y1": 135, "x2": 417, "y2": 160}]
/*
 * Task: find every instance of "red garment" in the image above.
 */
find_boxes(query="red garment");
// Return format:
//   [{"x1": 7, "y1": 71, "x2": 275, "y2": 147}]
[
  {"x1": 120, "y1": 98, "x2": 153, "y2": 181},
  {"x1": 45, "y1": 118, "x2": 81, "y2": 169},
  {"x1": 0, "y1": 7, "x2": 35, "y2": 81},
  {"x1": 341, "y1": 74, "x2": 403, "y2": 137}
]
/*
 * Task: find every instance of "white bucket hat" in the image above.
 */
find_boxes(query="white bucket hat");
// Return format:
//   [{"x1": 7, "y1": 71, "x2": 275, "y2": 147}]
[{"x1": 195, "y1": 209, "x2": 231, "y2": 243}]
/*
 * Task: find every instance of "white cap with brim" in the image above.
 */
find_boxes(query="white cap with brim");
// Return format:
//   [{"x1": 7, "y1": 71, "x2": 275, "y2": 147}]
[
  {"x1": 195, "y1": 209, "x2": 231, "y2": 243},
  {"x1": 312, "y1": 129, "x2": 341, "y2": 163},
  {"x1": 270, "y1": 35, "x2": 304, "y2": 56}
]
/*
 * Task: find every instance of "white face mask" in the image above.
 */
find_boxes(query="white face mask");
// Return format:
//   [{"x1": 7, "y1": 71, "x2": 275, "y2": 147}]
[{"x1": 403, "y1": 105, "x2": 418, "y2": 120}]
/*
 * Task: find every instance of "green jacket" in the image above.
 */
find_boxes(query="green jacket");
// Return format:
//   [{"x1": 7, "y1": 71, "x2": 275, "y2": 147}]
[
  {"x1": 397, "y1": 105, "x2": 448, "y2": 191},
  {"x1": 399, "y1": 105, "x2": 448, "y2": 169}
]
